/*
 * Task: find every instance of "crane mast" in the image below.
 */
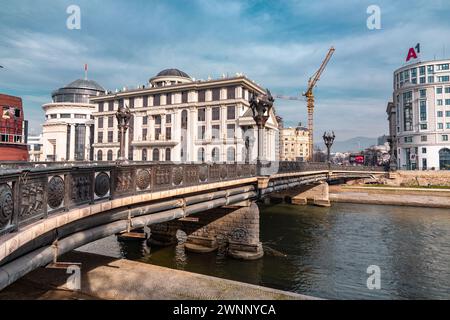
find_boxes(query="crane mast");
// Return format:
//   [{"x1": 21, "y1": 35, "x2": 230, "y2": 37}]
[{"x1": 303, "y1": 47, "x2": 335, "y2": 161}]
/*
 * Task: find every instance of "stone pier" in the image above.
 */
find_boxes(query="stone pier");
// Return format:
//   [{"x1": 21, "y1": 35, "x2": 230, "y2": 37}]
[{"x1": 148, "y1": 202, "x2": 264, "y2": 260}]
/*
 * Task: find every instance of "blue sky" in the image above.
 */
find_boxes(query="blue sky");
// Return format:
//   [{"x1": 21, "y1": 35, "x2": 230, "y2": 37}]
[{"x1": 1, "y1": 0, "x2": 450, "y2": 140}]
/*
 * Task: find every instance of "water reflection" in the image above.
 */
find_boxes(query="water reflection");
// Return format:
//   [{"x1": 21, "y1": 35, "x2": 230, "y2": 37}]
[{"x1": 77, "y1": 203, "x2": 450, "y2": 299}]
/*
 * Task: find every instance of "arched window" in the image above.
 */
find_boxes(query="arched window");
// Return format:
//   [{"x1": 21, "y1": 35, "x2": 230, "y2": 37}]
[
  {"x1": 212, "y1": 147, "x2": 220, "y2": 162},
  {"x1": 198, "y1": 148, "x2": 205, "y2": 162},
  {"x1": 227, "y1": 147, "x2": 235, "y2": 162},
  {"x1": 97, "y1": 150, "x2": 103, "y2": 161},
  {"x1": 165, "y1": 148, "x2": 171, "y2": 161},
  {"x1": 107, "y1": 150, "x2": 113, "y2": 161},
  {"x1": 439, "y1": 148, "x2": 450, "y2": 170},
  {"x1": 142, "y1": 148, "x2": 147, "y2": 161},
  {"x1": 117, "y1": 150, "x2": 121, "y2": 159},
  {"x1": 153, "y1": 148, "x2": 160, "y2": 161}
]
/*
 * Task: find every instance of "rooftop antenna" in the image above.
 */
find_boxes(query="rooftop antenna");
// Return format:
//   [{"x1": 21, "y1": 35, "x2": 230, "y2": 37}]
[{"x1": 84, "y1": 63, "x2": 88, "y2": 80}]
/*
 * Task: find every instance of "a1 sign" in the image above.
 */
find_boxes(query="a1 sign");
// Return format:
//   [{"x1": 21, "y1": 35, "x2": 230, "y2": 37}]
[{"x1": 406, "y1": 43, "x2": 420, "y2": 62}]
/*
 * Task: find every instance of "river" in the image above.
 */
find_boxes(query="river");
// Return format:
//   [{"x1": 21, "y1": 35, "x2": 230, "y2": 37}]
[{"x1": 78, "y1": 203, "x2": 450, "y2": 299}]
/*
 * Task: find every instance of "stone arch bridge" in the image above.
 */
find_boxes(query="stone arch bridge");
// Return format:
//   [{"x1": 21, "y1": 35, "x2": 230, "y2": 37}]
[{"x1": 0, "y1": 161, "x2": 386, "y2": 290}]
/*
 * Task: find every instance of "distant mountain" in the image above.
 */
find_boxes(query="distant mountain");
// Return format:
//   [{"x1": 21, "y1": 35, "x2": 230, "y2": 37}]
[{"x1": 315, "y1": 136, "x2": 378, "y2": 153}]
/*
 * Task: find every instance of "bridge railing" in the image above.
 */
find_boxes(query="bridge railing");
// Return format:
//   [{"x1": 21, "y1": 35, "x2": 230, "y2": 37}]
[
  {"x1": 0, "y1": 162, "x2": 257, "y2": 237},
  {"x1": 259, "y1": 161, "x2": 387, "y2": 175}
]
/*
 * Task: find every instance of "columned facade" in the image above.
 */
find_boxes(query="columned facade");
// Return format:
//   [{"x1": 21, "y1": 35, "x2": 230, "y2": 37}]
[
  {"x1": 91, "y1": 69, "x2": 279, "y2": 162},
  {"x1": 41, "y1": 79, "x2": 105, "y2": 161}
]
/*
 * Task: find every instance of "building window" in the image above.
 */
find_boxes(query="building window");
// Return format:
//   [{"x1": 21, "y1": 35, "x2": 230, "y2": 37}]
[
  {"x1": 129, "y1": 97, "x2": 134, "y2": 108},
  {"x1": 212, "y1": 147, "x2": 220, "y2": 162},
  {"x1": 97, "y1": 132, "x2": 103, "y2": 143},
  {"x1": 447, "y1": 123, "x2": 450, "y2": 129},
  {"x1": 404, "y1": 137, "x2": 412, "y2": 143},
  {"x1": 60, "y1": 113, "x2": 71, "y2": 118},
  {"x1": 438, "y1": 123, "x2": 444, "y2": 129},
  {"x1": 443, "y1": 135, "x2": 449, "y2": 142},
  {"x1": 227, "y1": 124, "x2": 235, "y2": 139},
  {"x1": 166, "y1": 114, "x2": 171, "y2": 123},
  {"x1": 422, "y1": 147, "x2": 427, "y2": 154},
  {"x1": 198, "y1": 125, "x2": 205, "y2": 140},
  {"x1": 198, "y1": 108, "x2": 206, "y2": 121},
  {"x1": 212, "y1": 88, "x2": 220, "y2": 101},
  {"x1": 152, "y1": 148, "x2": 159, "y2": 161},
  {"x1": 118, "y1": 99, "x2": 124, "y2": 109},
  {"x1": 428, "y1": 76, "x2": 434, "y2": 83},
  {"x1": 428, "y1": 65, "x2": 434, "y2": 73},
  {"x1": 438, "y1": 76, "x2": 450, "y2": 82},
  {"x1": 108, "y1": 116, "x2": 114, "y2": 128},
  {"x1": 227, "y1": 147, "x2": 235, "y2": 162},
  {"x1": 142, "y1": 149, "x2": 147, "y2": 161},
  {"x1": 154, "y1": 94, "x2": 160, "y2": 106},
  {"x1": 227, "y1": 106, "x2": 235, "y2": 120},
  {"x1": 108, "y1": 101, "x2": 114, "y2": 111},
  {"x1": 403, "y1": 104, "x2": 412, "y2": 131},
  {"x1": 181, "y1": 110, "x2": 188, "y2": 130},
  {"x1": 166, "y1": 94, "x2": 172, "y2": 105},
  {"x1": 181, "y1": 91, "x2": 188, "y2": 103},
  {"x1": 98, "y1": 102, "x2": 104, "y2": 112},
  {"x1": 166, "y1": 127, "x2": 171, "y2": 140},
  {"x1": 445, "y1": 99, "x2": 450, "y2": 105},
  {"x1": 437, "y1": 87, "x2": 443, "y2": 94},
  {"x1": 419, "y1": 66, "x2": 425, "y2": 75},
  {"x1": 420, "y1": 123, "x2": 427, "y2": 130},
  {"x1": 107, "y1": 150, "x2": 113, "y2": 161},
  {"x1": 227, "y1": 87, "x2": 236, "y2": 99},
  {"x1": 422, "y1": 158, "x2": 427, "y2": 170},
  {"x1": 212, "y1": 125, "x2": 220, "y2": 140},
  {"x1": 98, "y1": 117, "x2": 104, "y2": 128},
  {"x1": 142, "y1": 128, "x2": 147, "y2": 141},
  {"x1": 155, "y1": 128, "x2": 161, "y2": 140},
  {"x1": 97, "y1": 150, "x2": 103, "y2": 161},
  {"x1": 421, "y1": 135, "x2": 427, "y2": 142},
  {"x1": 143, "y1": 96, "x2": 148, "y2": 108},
  {"x1": 74, "y1": 114, "x2": 86, "y2": 119},
  {"x1": 143, "y1": 116, "x2": 148, "y2": 125},
  {"x1": 419, "y1": 89, "x2": 426, "y2": 98},
  {"x1": 446, "y1": 111, "x2": 450, "y2": 117},
  {"x1": 212, "y1": 107, "x2": 220, "y2": 120},
  {"x1": 420, "y1": 100, "x2": 427, "y2": 121},
  {"x1": 198, "y1": 90, "x2": 206, "y2": 102},
  {"x1": 50, "y1": 114, "x2": 57, "y2": 119},
  {"x1": 108, "y1": 131, "x2": 113, "y2": 143},
  {"x1": 419, "y1": 77, "x2": 426, "y2": 84},
  {"x1": 155, "y1": 115, "x2": 161, "y2": 125},
  {"x1": 437, "y1": 100, "x2": 443, "y2": 106},
  {"x1": 411, "y1": 68, "x2": 417, "y2": 78},
  {"x1": 165, "y1": 148, "x2": 171, "y2": 161},
  {"x1": 198, "y1": 148, "x2": 205, "y2": 162},
  {"x1": 446, "y1": 87, "x2": 450, "y2": 94}
]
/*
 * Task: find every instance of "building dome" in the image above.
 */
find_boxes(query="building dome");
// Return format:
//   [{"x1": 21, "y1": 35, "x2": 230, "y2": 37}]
[
  {"x1": 156, "y1": 68, "x2": 190, "y2": 78},
  {"x1": 149, "y1": 68, "x2": 192, "y2": 87},
  {"x1": 51, "y1": 78, "x2": 105, "y2": 103}
]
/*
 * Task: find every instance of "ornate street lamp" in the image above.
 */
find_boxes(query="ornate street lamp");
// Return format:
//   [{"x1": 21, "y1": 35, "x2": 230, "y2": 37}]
[
  {"x1": 249, "y1": 89, "x2": 274, "y2": 162},
  {"x1": 322, "y1": 131, "x2": 335, "y2": 167},
  {"x1": 115, "y1": 103, "x2": 132, "y2": 163}
]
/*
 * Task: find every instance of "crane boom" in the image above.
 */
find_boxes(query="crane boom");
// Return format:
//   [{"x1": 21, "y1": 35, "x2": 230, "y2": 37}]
[
  {"x1": 274, "y1": 94, "x2": 302, "y2": 101},
  {"x1": 302, "y1": 46, "x2": 335, "y2": 161}
]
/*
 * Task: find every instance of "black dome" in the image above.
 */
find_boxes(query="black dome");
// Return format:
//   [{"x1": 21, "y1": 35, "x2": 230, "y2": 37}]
[
  {"x1": 51, "y1": 78, "x2": 105, "y2": 103},
  {"x1": 156, "y1": 68, "x2": 190, "y2": 78}
]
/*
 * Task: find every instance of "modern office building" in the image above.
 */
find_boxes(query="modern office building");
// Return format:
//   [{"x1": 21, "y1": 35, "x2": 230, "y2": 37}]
[
  {"x1": 389, "y1": 59, "x2": 450, "y2": 170},
  {"x1": 41, "y1": 78, "x2": 105, "y2": 161},
  {"x1": 90, "y1": 69, "x2": 279, "y2": 162},
  {"x1": 279, "y1": 123, "x2": 309, "y2": 161}
]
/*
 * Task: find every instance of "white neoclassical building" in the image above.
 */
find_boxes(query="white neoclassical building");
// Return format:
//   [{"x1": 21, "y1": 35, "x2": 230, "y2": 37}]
[
  {"x1": 389, "y1": 59, "x2": 450, "y2": 170},
  {"x1": 41, "y1": 79, "x2": 105, "y2": 161},
  {"x1": 91, "y1": 69, "x2": 279, "y2": 162}
]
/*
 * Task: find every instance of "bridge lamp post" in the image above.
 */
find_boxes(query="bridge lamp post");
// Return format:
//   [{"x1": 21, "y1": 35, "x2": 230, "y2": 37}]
[
  {"x1": 249, "y1": 89, "x2": 274, "y2": 164},
  {"x1": 115, "y1": 104, "x2": 132, "y2": 163},
  {"x1": 323, "y1": 131, "x2": 335, "y2": 168}
]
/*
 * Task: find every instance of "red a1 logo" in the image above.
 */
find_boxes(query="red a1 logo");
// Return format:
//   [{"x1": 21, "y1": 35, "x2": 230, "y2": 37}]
[{"x1": 406, "y1": 43, "x2": 420, "y2": 62}]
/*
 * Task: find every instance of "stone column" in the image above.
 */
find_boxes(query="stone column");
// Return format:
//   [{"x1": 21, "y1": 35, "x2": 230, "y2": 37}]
[{"x1": 85, "y1": 124, "x2": 90, "y2": 161}]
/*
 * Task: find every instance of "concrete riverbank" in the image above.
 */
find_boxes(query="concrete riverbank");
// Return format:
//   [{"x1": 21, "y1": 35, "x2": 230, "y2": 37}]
[
  {"x1": 0, "y1": 251, "x2": 316, "y2": 300},
  {"x1": 330, "y1": 185, "x2": 450, "y2": 208}
]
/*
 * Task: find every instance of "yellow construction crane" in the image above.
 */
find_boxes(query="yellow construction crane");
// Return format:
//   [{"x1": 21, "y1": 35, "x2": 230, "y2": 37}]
[{"x1": 302, "y1": 46, "x2": 335, "y2": 161}]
